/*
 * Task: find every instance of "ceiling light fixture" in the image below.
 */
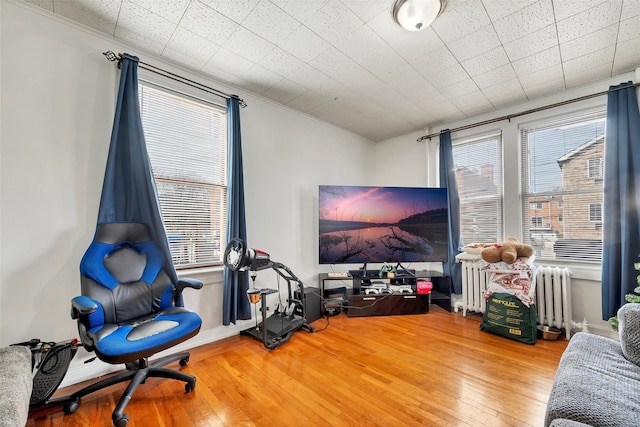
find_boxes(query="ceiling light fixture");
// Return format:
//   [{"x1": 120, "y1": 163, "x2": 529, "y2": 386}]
[{"x1": 392, "y1": 0, "x2": 445, "y2": 32}]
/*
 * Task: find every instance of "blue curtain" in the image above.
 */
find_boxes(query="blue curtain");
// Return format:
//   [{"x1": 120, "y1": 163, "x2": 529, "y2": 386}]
[
  {"x1": 97, "y1": 53, "x2": 177, "y2": 284},
  {"x1": 601, "y1": 81, "x2": 640, "y2": 320},
  {"x1": 222, "y1": 97, "x2": 251, "y2": 325},
  {"x1": 439, "y1": 130, "x2": 463, "y2": 294}
]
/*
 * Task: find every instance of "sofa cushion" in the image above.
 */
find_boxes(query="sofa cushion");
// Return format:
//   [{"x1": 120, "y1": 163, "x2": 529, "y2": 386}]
[
  {"x1": 545, "y1": 332, "x2": 640, "y2": 427},
  {"x1": 0, "y1": 346, "x2": 33, "y2": 427},
  {"x1": 549, "y1": 419, "x2": 593, "y2": 427},
  {"x1": 618, "y1": 303, "x2": 640, "y2": 366}
]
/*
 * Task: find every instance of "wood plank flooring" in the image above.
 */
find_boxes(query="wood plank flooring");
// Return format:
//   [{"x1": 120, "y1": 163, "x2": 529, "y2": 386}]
[{"x1": 27, "y1": 306, "x2": 568, "y2": 427}]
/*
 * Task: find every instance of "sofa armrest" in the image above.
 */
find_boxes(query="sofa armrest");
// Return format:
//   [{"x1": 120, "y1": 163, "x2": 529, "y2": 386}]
[
  {"x1": 618, "y1": 302, "x2": 640, "y2": 366},
  {"x1": 0, "y1": 346, "x2": 32, "y2": 426}
]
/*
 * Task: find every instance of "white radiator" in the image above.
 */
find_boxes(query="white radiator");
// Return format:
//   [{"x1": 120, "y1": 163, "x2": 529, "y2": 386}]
[
  {"x1": 535, "y1": 266, "x2": 572, "y2": 340},
  {"x1": 457, "y1": 260, "x2": 573, "y2": 340},
  {"x1": 459, "y1": 259, "x2": 490, "y2": 316}
]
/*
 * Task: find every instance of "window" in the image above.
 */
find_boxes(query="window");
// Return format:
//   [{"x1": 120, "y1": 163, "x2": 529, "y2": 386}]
[
  {"x1": 530, "y1": 202, "x2": 542, "y2": 210},
  {"x1": 589, "y1": 203, "x2": 602, "y2": 222},
  {"x1": 521, "y1": 110, "x2": 605, "y2": 262},
  {"x1": 452, "y1": 132, "x2": 503, "y2": 244},
  {"x1": 587, "y1": 158, "x2": 603, "y2": 179},
  {"x1": 139, "y1": 83, "x2": 227, "y2": 269}
]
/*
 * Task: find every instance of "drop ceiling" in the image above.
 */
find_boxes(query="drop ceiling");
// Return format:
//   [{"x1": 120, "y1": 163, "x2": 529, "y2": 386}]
[{"x1": 21, "y1": 0, "x2": 640, "y2": 142}]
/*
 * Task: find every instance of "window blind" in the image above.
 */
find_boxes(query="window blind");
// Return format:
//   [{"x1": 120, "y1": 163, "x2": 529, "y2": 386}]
[
  {"x1": 520, "y1": 109, "x2": 606, "y2": 263},
  {"x1": 139, "y1": 83, "x2": 228, "y2": 268},
  {"x1": 452, "y1": 132, "x2": 503, "y2": 245}
]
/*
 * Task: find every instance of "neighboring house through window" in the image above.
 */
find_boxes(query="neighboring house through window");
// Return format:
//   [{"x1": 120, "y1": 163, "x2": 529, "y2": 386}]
[
  {"x1": 452, "y1": 132, "x2": 503, "y2": 245},
  {"x1": 520, "y1": 110, "x2": 605, "y2": 262}
]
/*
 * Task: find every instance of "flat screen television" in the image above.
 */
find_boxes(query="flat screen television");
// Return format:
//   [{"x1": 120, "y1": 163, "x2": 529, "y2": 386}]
[{"x1": 319, "y1": 185, "x2": 449, "y2": 265}]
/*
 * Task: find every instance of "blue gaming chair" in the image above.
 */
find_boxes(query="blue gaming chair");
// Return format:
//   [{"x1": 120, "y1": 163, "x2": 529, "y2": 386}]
[{"x1": 64, "y1": 222, "x2": 203, "y2": 427}]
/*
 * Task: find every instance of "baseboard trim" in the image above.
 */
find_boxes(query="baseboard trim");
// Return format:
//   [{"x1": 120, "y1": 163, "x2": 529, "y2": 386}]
[{"x1": 59, "y1": 320, "x2": 254, "y2": 388}]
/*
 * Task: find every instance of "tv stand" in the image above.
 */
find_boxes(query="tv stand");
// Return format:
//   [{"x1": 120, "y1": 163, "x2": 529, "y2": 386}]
[{"x1": 319, "y1": 271, "x2": 451, "y2": 317}]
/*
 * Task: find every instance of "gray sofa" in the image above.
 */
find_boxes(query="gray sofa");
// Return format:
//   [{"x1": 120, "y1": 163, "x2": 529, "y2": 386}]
[
  {"x1": 0, "y1": 345, "x2": 32, "y2": 426},
  {"x1": 545, "y1": 303, "x2": 640, "y2": 427}
]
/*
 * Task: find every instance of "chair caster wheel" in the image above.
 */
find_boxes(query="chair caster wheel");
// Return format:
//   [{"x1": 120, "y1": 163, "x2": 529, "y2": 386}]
[
  {"x1": 185, "y1": 379, "x2": 196, "y2": 393},
  {"x1": 179, "y1": 356, "x2": 189, "y2": 367},
  {"x1": 114, "y1": 414, "x2": 129, "y2": 427},
  {"x1": 63, "y1": 399, "x2": 79, "y2": 414}
]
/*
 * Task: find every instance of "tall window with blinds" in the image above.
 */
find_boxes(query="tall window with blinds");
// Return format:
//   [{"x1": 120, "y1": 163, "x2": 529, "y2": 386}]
[
  {"x1": 520, "y1": 110, "x2": 605, "y2": 263},
  {"x1": 452, "y1": 133, "x2": 503, "y2": 245},
  {"x1": 139, "y1": 83, "x2": 227, "y2": 268}
]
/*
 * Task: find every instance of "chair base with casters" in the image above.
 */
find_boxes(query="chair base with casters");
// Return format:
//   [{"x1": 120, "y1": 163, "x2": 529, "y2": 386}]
[{"x1": 59, "y1": 352, "x2": 195, "y2": 427}]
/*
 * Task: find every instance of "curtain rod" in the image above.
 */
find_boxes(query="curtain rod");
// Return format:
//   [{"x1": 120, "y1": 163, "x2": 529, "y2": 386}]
[
  {"x1": 103, "y1": 51, "x2": 247, "y2": 108},
  {"x1": 417, "y1": 81, "x2": 640, "y2": 141}
]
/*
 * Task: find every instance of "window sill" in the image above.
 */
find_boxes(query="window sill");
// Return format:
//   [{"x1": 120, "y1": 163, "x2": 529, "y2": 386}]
[{"x1": 177, "y1": 265, "x2": 224, "y2": 284}]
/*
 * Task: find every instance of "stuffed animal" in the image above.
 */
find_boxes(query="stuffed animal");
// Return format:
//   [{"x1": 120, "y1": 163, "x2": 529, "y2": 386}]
[{"x1": 481, "y1": 237, "x2": 534, "y2": 264}]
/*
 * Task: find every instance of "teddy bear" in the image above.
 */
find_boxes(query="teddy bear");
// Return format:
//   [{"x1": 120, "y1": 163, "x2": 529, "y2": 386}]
[{"x1": 481, "y1": 237, "x2": 534, "y2": 264}]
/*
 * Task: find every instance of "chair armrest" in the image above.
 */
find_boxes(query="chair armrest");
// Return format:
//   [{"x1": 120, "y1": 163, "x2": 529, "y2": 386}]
[
  {"x1": 71, "y1": 296, "x2": 98, "y2": 319},
  {"x1": 618, "y1": 302, "x2": 640, "y2": 366},
  {"x1": 176, "y1": 278, "x2": 203, "y2": 292}
]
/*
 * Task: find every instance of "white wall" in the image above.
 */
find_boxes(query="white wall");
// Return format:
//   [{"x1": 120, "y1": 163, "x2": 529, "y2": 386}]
[
  {"x1": 0, "y1": 1, "x2": 374, "y2": 385},
  {"x1": 376, "y1": 71, "x2": 639, "y2": 338}
]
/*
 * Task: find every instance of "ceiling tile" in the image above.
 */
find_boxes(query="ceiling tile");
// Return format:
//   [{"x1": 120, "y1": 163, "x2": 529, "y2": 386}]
[
  {"x1": 564, "y1": 63, "x2": 613, "y2": 88},
  {"x1": 180, "y1": 1, "x2": 238, "y2": 44},
  {"x1": 556, "y1": 1, "x2": 623, "y2": 43},
  {"x1": 618, "y1": 15, "x2": 640, "y2": 42},
  {"x1": 224, "y1": 26, "x2": 275, "y2": 62},
  {"x1": 481, "y1": 78, "x2": 526, "y2": 102},
  {"x1": 270, "y1": 0, "x2": 325, "y2": 23},
  {"x1": 385, "y1": 28, "x2": 444, "y2": 63},
  {"x1": 420, "y1": 63, "x2": 471, "y2": 89},
  {"x1": 338, "y1": 25, "x2": 389, "y2": 64},
  {"x1": 522, "y1": 76, "x2": 565, "y2": 98},
  {"x1": 439, "y1": 78, "x2": 481, "y2": 99},
  {"x1": 431, "y1": 0, "x2": 491, "y2": 43},
  {"x1": 511, "y1": 46, "x2": 561, "y2": 76},
  {"x1": 451, "y1": 90, "x2": 494, "y2": 116},
  {"x1": 493, "y1": 0, "x2": 554, "y2": 42},
  {"x1": 612, "y1": 35, "x2": 640, "y2": 74},
  {"x1": 52, "y1": 0, "x2": 120, "y2": 35},
  {"x1": 202, "y1": 47, "x2": 259, "y2": 77},
  {"x1": 461, "y1": 46, "x2": 510, "y2": 77},
  {"x1": 552, "y1": 0, "x2": 610, "y2": 21},
  {"x1": 241, "y1": 1, "x2": 301, "y2": 45},
  {"x1": 303, "y1": 1, "x2": 365, "y2": 45},
  {"x1": 342, "y1": 1, "x2": 389, "y2": 23},
  {"x1": 621, "y1": 0, "x2": 640, "y2": 19},
  {"x1": 261, "y1": 78, "x2": 308, "y2": 104},
  {"x1": 489, "y1": 90, "x2": 529, "y2": 109},
  {"x1": 279, "y1": 25, "x2": 331, "y2": 62},
  {"x1": 164, "y1": 27, "x2": 220, "y2": 63},
  {"x1": 308, "y1": 47, "x2": 377, "y2": 89},
  {"x1": 559, "y1": 24, "x2": 617, "y2": 62},
  {"x1": 238, "y1": 63, "x2": 284, "y2": 94},
  {"x1": 481, "y1": 0, "x2": 539, "y2": 21},
  {"x1": 427, "y1": 101, "x2": 464, "y2": 123},
  {"x1": 115, "y1": 2, "x2": 177, "y2": 54},
  {"x1": 502, "y1": 23, "x2": 558, "y2": 62},
  {"x1": 518, "y1": 64, "x2": 564, "y2": 88},
  {"x1": 258, "y1": 46, "x2": 305, "y2": 80},
  {"x1": 161, "y1": 47, "x2": 209, "y2": 71},
  {"x1": 285, "y1": 90, "x2": 333, "y2": 112},
  {"x1": 129, "y1": 0, "x2": 190, "y2": 24},
  {"x1": 473, "y1": 63, "x2": 518, "y2": 89},
  {"x1": 285, "y1": 63, "x2": 338, "y2": 95},
  {"x1": 197, "y1": 0, "x2": 259, "y2": 23},
  {"x1": 448, "y1": 25, "x2": 502, "y2": 63},
  {"x1": 562, "y1": 46, "x2": 614, "y2": 75}
]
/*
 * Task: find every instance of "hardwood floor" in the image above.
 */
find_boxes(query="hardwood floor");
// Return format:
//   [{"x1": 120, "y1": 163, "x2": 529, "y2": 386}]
[{"x1": 27, "y1": 306, "x2": 567, "y2": 427}]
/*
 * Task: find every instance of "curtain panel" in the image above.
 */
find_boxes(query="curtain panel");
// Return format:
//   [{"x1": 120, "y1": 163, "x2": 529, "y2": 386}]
[
  {"x1": 222, "y1": 97, "x2": 251, "y2": 325},
  {"x1": 97, "y1": 53, "x2": 178, "y2": 286},
  {"x1": 601, "y1": 81, "x2": 640, "y2": 320},
  {"x1": 439, "y1": 130, "x2": 463, "y2": 294}
]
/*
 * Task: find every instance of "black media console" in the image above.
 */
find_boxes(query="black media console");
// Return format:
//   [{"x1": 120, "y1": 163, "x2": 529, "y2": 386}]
[{"x1": 319, "y1": 271, "x2": 451, "y2": 317}]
